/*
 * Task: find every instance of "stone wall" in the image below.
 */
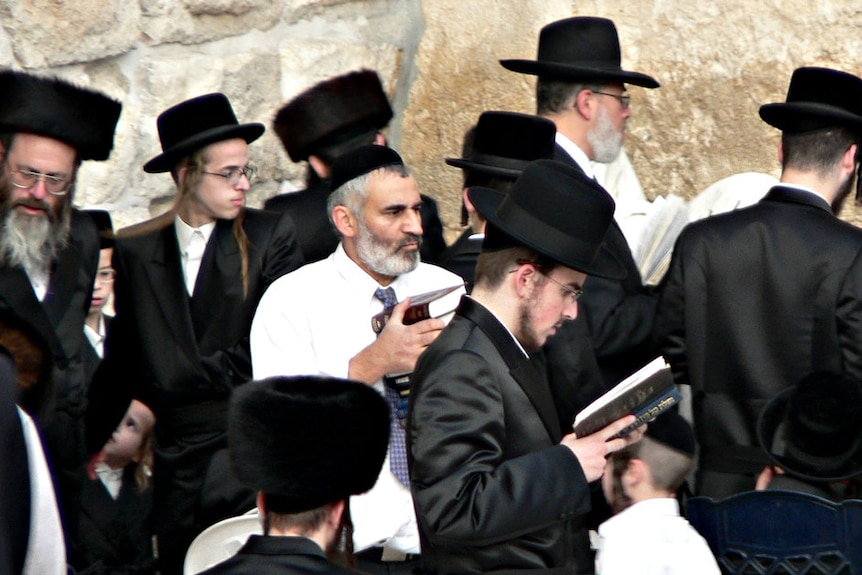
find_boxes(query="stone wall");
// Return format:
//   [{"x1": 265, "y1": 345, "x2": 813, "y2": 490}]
[{"x1": 2, "y1": 0, "x2": 862, "y2": 232}]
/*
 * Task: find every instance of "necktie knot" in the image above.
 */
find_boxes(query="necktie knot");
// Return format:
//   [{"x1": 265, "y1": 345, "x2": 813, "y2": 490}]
[{"x1": 374, "y1": 287, "x2": 398, "y2": 311}]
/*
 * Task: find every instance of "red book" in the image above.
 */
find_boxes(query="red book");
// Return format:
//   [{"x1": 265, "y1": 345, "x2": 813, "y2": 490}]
[{"x1": 371, "y1": 284, "x2": 464, "y2": 334}]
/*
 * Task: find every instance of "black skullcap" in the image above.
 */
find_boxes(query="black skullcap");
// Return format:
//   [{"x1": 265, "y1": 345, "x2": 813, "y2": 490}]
[
  {"x1": 329, "y1": 144, "x2": 404, "y2": 191},
  {"x1": 645, "y1": 410, "x2": 696, "y2": 457}
]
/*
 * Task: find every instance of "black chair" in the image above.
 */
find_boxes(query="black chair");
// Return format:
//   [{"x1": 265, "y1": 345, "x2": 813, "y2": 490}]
[{"x1": 687, "y1": 490, "x2": 862, "y2": 574}]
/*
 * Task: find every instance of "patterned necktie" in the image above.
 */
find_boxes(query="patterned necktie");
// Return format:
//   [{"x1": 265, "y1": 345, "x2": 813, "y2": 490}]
[
  {"x1": 373, "y1": 287, "x2": 411, "y2": 486},
  {"x1": 184, "y1": 230, "x2": 206, "y2": 296}
]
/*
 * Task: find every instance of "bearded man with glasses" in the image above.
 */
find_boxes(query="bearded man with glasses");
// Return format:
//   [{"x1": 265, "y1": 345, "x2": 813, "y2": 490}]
[
  {"x1": 0, "y1": 70, "x2": 121, "y2": 566},
  {"x1": 92, "y1": 93, "x2": 303, "y2": 575}
]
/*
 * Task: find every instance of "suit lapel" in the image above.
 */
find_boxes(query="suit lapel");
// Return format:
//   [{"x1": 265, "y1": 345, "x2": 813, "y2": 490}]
[
  {"x1": 459, "y1": 298, "x2": 562, "y2": 441},
  {"x1": 144, "y1": 223, "x2": 198, "y2": 358},
  {"x1": 0, "y1": 266, "x2": 66, "y2": 360}
]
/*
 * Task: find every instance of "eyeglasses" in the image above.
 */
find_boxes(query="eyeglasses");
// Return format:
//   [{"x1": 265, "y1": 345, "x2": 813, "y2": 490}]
[
  {"x1": 592, "y1": 90, "x2": 631, "y2": 110},
  {"x1": 9, "y1": 169, "x2": 72, "y2": 196},
  {"x1": 202, "y1": 165, "x2": 257, "y2": 186},
  {"x1": 96, "y1": 269, "x2": 116, "y2": 283},
  {"x1": 541, "y1": 272, "x2": 584, "y2": 303}
]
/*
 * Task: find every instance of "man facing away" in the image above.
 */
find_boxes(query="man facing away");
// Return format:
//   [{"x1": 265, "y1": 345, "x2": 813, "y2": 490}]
[
  {"x1": 96, "y1": 92, "x2": 303, "y2": 574},
  {"x1": 0, "y1": 70, "x2": 120, "y2": 547},
  {"x1": 199, "y1": 375, "x2": 391, "y2": 575},
  {"x1": 408, "y1": 159, "x2": 643, "y2": 575},
  {"x1": 654, "y1": 67, "x2": 862, "y2": 499},
  {"x1": 251, "y1": 145, "x2": 465, "y2": 575},
  {"x1": 501, "y1": 16, "x2": 659, "y2": 387}
]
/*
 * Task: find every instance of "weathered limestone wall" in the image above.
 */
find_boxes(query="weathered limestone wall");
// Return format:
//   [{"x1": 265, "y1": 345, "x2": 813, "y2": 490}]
[{"x1": 2, "y1": 0, "x2": 862, "y2": 232}]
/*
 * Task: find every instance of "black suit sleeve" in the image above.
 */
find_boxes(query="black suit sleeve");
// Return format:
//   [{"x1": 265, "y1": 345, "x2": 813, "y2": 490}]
[{"x1": 652, "y1": 233, "x2": 690, "y2": 388}]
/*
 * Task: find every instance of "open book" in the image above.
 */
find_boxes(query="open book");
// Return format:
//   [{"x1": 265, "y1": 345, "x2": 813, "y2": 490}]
[
  {"x1": 572, "y1": 357, "x2": 679, "y2": 440},
  {"x1": 371, "y1": 284, "x2": 465, "y2": 334}
]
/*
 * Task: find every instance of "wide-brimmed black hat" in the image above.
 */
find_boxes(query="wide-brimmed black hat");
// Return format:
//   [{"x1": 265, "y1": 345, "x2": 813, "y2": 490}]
[
  {"x1": 0, "y1": 70, "x2": 121, "y2": 161},
  {"x1": 229, "y1": 375, "x2": 390, "y2": 514},
  {"x1": 757, "y1": 371, "x2": 862, "y2": 482},
  {"x1": 273, "y1": 70, "x2": 393, "y2": 163},
  {"x1": 500, "y1": 17, "x2": 659, "y2": 89},
  {"x1": 469, "y1": 159, "x2": 625, "y2": 279},
  {"x1": 759, "y1": 67, "x2": 862, "y2": 134},
  {"x1": 144, "y1": 93, "x2": 265, "y2": 173},
  {"x1": 329, "y1": 144, "x2": 404, "y2": 191},
  {"x1": 446, "y1": 112, "x2": 556, "y2": 178}
]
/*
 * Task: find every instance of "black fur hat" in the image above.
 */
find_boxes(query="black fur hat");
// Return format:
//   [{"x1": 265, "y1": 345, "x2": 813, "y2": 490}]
[
  {"x1": 273, "y1": 70, "x2": 393, "y2": 163},
  {"x1": 229, "y1": 376, "x2": 390, "y2": 514},
  {"x1": 0, "y1": 70, "x2": 121, "y2": 161}
]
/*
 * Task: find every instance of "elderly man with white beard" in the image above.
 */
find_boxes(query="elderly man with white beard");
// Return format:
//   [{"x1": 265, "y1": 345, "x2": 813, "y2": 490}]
[
  {"x1": 251, "y1": 145, "x2": 465, "y2": 575},
  {"x1": 0, "y1": 70, "x2": 121, "y2": 558}
]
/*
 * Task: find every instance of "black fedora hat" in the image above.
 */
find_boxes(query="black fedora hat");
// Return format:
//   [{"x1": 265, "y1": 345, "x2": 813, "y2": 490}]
[
  {"x1": 759, "y1": 67, "x2": 862, "y2": 134},
  {"x1": 144, "y1": 93, "x2": 265, "y2": 173},
  {"x1": 446, "y1": 111, "x2": 556, "y2": 178},
  {"x1": 229, "y1": 375, "x2": 390, "y2": 514},
  {"x1": 0, "y1": 70, "x2": 121, "y2": 161},
  {"x1": 273, "y1": 69, "x2": 393, "y2": 163},
  {"x1": 757, "y1": 371, "x2": 862, "y2": 482},
  {"x1": 469, "y1": 159, "x2": 625, "y2": 279},
  {"x1": 500, "y1": 17, "x2": 659, "y2": 89}
]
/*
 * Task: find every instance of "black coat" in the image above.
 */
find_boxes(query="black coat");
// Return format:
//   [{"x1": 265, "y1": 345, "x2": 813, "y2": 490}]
[
  {"x1": 0, "y1": 209, "x2": 100, "y2": 541},
  {"x1": 199, "y1": 535, "x2": 363, "y2": 575},
  {"x1": 553, "y1": 144, "x2": 658, "y2": 386},
  {"x1": 654, "y1": 186, "x2": 862, "y2": 498},
  {"x1": 436, "y1": 229, "x2": 482, "y2": 293},
  {"x1": 98, "y1": 208, "x2": 303, "y2": 573},
  {"x1": 409, "y1": 297, "x2": 593, "y2": 575},
  {"x1": 0, "y1": 351, "x2": 29, "y2": 575}
]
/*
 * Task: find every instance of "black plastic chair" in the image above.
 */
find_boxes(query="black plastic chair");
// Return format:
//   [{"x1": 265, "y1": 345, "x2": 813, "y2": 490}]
[{"x1": 687, "y1": 490, "x2": 862, "y2": 574}]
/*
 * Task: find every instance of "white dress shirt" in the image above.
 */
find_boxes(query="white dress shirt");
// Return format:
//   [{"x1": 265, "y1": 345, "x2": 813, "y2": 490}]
[
  {"x1": 595, "y1": 498, "x2": 719, "y2": 575},
  {"x1": 250, "y1": 244, "x2": 465, "y2": 554},
  {"x1": 84, "y1": 313, "x2": 107, "y2": 358},
  {"x1": 175, "y1": 216, "x2": 215, "y2": 296}
]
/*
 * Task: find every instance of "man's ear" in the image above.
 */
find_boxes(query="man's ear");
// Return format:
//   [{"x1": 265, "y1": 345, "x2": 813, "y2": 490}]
[
  {"x1": 574, "y1": 89, "x2": 595, "y2": 121},
  {"x1": 512, "y1": 262, "x2": 538, "y2": 299},
  {"x1": 332, "y1": 205, "x2": 358, "y2": 238}
]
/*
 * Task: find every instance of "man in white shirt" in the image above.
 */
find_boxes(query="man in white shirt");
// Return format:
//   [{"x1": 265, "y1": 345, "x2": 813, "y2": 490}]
[{"x1": 251, "y1": 145, "x2": 465, "y2": 574}]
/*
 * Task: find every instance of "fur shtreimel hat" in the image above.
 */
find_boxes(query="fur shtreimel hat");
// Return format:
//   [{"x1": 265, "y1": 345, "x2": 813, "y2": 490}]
[
  {"x1": 446, "y1": 111, "x2": 556, "y2": 179},
  {"x1": 144, "y1": 93, "x2": 264, "y2": 173},
  {"x1": 273, "y1": 70, "x2": 394, "y2": 163},
  {"x1": 229, "y1": 376, "x2": 390, "y2": 514},
  {"x1": 469, "y1": 159, "x2": 625, "y2": 280},
  {"x1": 757, "y1": 371, "x2": 862, "y2": 482},
  {"x1": 759, "y1": 67, "x2": 862, "y2": 135},
  {"x1": 500, "y1": 17, "x2": 659, "y2": 89},
  {"x1": 0, "y1": 70, "x2": 121, "y2": 161}
]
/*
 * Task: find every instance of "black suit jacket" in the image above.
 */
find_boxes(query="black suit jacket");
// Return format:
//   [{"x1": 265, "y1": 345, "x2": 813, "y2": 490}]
[
  {"x1": 436, "y1": 229, "x2": 482, "y2": 293},
  {"x1": 0, "y1": 352, "x2": 29, "y2": 575},
  {"x1": 409, "y1": 297, "x2": 593, "y2": 575},
  {"x1": 199, "y1": 535, "x2": 363, "y2": 575},
  {"x1": 98, "y1": 207, "x2": 302, "y2": 571},
  {"x1": 654, "y1": 186, "x2": 862, "y2": 498},
  {"x1": 552, "y1": 144, "x2": 657, "y2": 386},
  {"x1": 0, "y1": 209, "x2": 99, "y2": 541}
]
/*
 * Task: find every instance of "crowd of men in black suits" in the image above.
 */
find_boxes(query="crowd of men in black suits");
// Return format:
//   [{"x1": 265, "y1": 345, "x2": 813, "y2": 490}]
[{"x1": 3, "y1": 12, "x2": 862, "y2": 575}]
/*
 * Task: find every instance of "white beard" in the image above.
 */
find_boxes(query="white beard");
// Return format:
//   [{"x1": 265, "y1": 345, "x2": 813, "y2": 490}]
[
  {"x1": 0, "y1": 203, "x2": 69, "y2": 279},
  {"x1": 355, "y1": 217, "x2": 421, "y2": 278},
  {"x1": 588, "y1": 106, "x2": 624, "y2": 164}
]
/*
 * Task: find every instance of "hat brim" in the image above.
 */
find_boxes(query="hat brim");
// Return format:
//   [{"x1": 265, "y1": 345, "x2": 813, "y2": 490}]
[
  {"x1": 500, "y1": 59, "x2": 659, "y2": 89},
  {"x1": 756, "y1": 387, "x2": 862, "y2": 482},
  {"x1": 468, "y1": 186, "x2": 626, "y2": 280},
  {"x1": 183, "y1": 512, "x2": 261, "y2": 575},
  {"x1": 759, "y1": 102, "x2": 862, "y2": 134},
  {"x1": 144, "y1": 123, "x2": 265, "y2": 173},
  {"x1": 445, "y1": 157, "x2": 523, "y2": 179}
]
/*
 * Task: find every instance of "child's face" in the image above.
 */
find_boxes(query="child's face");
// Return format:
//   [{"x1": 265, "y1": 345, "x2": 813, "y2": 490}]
[{"x1": 103, "y1": 400, "x2": 155, "y2": 469}]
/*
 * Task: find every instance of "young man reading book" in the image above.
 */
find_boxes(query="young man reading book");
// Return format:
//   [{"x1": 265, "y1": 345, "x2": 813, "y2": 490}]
[
  {"x1": 408, "y1": 160, "x2": 644, "y2": 575},
  {"x1": 250, "y1": 145, "x2": 465, "y2": 574},
  {"x1": 596, "y1": 410, "x2": 719, "y2": 575}
]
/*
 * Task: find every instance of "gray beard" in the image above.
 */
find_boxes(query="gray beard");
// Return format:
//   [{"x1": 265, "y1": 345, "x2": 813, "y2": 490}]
[
  {"x1": 588, "y1": 106, "x2": 624, "y2": 164},
  {"x1": 355, "y1": 218, "x2": 421, "y2": 278},
  {"x1": 0, "y1": 205, "x2": 70, "y2": 279}
]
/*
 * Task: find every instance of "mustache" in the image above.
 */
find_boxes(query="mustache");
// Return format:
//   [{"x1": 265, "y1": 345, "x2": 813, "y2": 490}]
[
  {"x1": 396, "y1": 234, "x2": 422, "y2": 251},
  {"x1": 13, "y1": 197, "x2": 53, "y2": 213}
]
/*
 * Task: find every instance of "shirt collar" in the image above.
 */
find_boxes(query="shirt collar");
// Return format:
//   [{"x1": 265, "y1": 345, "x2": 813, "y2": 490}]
[
  {"x1": 555, "y1": 132, "x2": 595, "y2": 178},
  {"x1": 775, "y1": 182, "x2": 831, "y2": 208},
  {"x1": 174, "y1": 214, "x2": 216, "y2": 251},
  {"x1": 333, "y1": 242, "x2": 416, "y2": 305}
]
